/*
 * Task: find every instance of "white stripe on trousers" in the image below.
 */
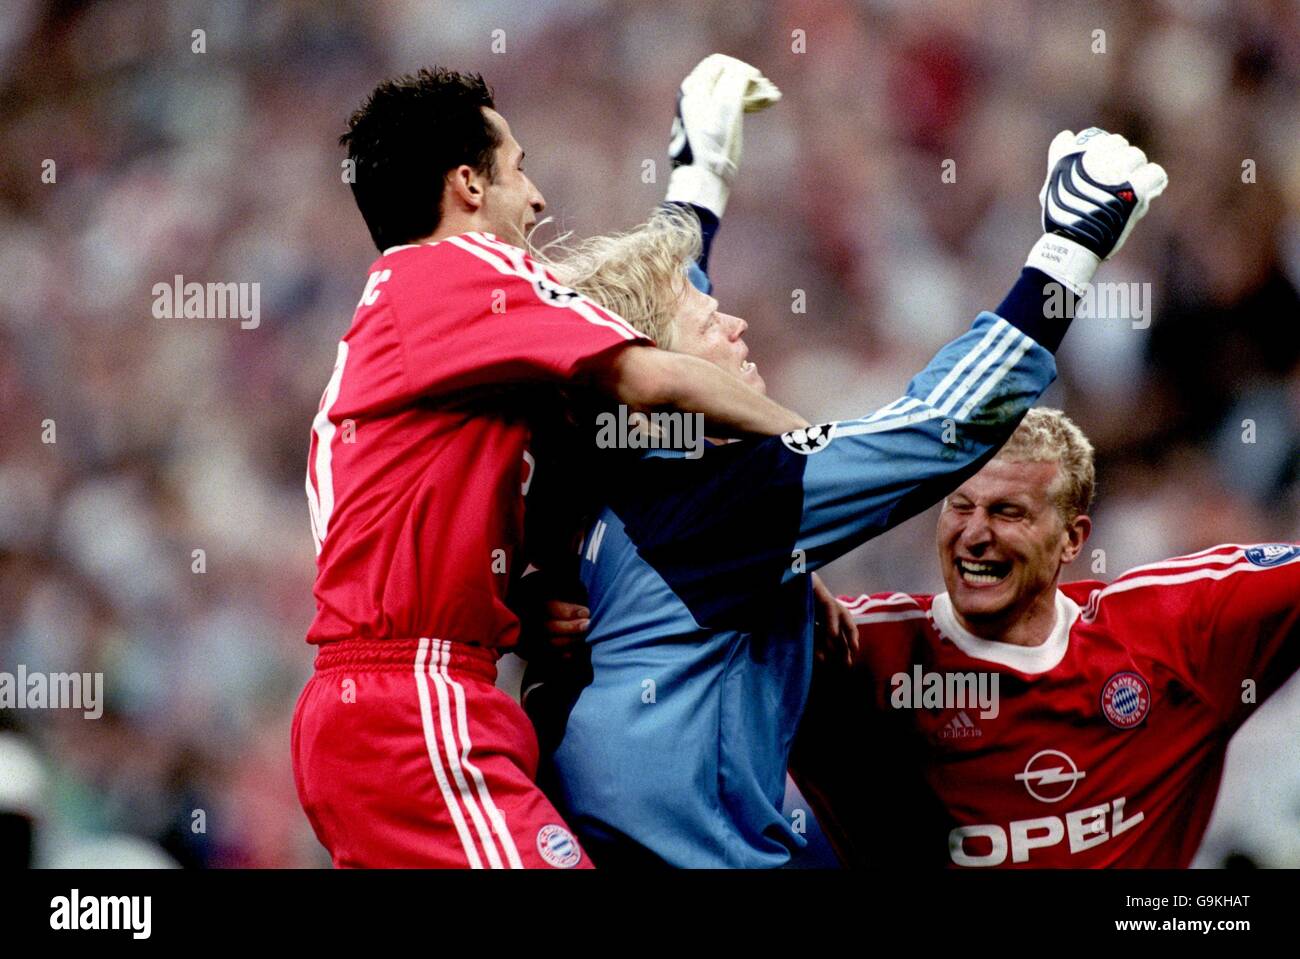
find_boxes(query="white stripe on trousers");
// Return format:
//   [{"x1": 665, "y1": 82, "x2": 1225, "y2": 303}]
[
  {"x1": 424, "y1": 639, "x2": 504, "y2": 867},
  {"x1": 414, "y1": 637, "x2": 483, "y2": 868},
  {"x1": 432, "y1": 640, "x2": 524, "y2": 868}
]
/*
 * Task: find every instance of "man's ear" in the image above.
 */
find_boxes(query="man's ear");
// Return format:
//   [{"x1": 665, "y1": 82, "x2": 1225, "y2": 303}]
[
  {"x1": 445, "y1": 164, "x2": 486, "y2": 212},
  {"x1": 1060, "y1": 513, "x2": 1092, "y2": 565}
]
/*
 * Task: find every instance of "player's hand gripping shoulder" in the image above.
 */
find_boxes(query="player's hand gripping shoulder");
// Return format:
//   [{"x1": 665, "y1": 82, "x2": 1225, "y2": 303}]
[
  {"x1": 1027, "y1": 127, "x2": 1168, "y2": 294},
  {"x1": 666, "y1": 53, "x2": 781, "y2": 217}
]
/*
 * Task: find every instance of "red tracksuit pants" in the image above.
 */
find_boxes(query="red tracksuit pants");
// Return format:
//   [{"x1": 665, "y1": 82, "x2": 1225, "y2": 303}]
[{"x1": 291, "y1": 637, "x2": 590, "y2": 869}]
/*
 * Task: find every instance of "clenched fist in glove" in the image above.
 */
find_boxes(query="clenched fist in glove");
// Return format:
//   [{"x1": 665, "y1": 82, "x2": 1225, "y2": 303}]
[
  {"x1": 665, "y1": 54, "x2": 781, "y2": 217},
  {"x1": 1026, "y1": 127, "x2": 1168, "y2": 294}
]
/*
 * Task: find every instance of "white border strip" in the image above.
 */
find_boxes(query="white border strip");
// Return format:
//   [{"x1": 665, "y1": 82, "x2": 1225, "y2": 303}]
[
  {"x1": 434, "y1": 640, "x2": 523, "y2": 868},
  {"x1": 414, "y1": 637, "x2": 483, "y2": 868},
  {"x1": 426, "y1": 640, "x2": 503, "y2": 867}
]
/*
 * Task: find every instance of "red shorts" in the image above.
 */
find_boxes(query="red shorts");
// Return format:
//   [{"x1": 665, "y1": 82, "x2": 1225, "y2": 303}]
[{"x1": 291, "y1": 637, "x2": 591, "y2": 869}]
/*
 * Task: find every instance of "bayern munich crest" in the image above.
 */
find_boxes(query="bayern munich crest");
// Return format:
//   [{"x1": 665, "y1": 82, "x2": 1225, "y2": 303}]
[
  {"x1": 1100, "y1": 671, "x2": 1150, "y2": 729},
  {"x1": 536, "y1": 824, "x2": 582, "y2": 868}
]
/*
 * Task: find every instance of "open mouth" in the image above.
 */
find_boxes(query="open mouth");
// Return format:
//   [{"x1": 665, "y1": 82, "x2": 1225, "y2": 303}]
[
  {"x1": 740, "y1": 360, "x2": 757, "y2": 375},
  {"x1": 956, "y1": 557, "x2": 1011, "y2": 586}
]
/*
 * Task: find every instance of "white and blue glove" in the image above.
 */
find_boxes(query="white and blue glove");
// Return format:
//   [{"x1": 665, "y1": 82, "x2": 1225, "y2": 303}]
[
  {"x1": 665, "y1": 54, "x2": 781, "y2": 217},
  {"x1": 1026, "y1": 127, "x2": 1168, "y2": 294}
]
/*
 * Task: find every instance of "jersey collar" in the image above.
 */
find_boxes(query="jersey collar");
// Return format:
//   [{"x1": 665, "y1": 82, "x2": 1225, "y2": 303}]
[
  {"x1": 930, "y1": 589, "x2": 1080, "y2": 674},
  {"x1": 381, "y1": 232, "x2": 505, "y2": 257},
  {"x1": 381, "y1": 239, "x2": 443, "y2": 256}
]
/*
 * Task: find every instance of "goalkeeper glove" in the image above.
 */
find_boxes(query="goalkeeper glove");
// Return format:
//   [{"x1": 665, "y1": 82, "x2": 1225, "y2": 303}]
[
  {"x1": 1026, "y1": 127, "x2": 1168, "y2": 294},
  {"x1": 665, "y1": 54, "x2": 781, "y2": 217}
]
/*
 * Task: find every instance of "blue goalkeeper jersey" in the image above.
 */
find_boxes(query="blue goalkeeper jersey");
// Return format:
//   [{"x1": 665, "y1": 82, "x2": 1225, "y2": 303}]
[{"x1": 542, "y1": 305, "x2": 1059, "y2": 868}]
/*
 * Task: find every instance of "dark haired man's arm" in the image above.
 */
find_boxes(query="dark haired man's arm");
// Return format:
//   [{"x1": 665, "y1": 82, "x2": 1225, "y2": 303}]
[{"x1": 588, "y1": 344, "x2": 808, "y2": 437}]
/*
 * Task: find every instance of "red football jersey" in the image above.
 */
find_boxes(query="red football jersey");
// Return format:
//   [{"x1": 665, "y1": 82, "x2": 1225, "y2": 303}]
[
  {"x1": 791, "y1": 543, "x2": 1300, "y2": 867},
  {"x1": 305, "y1": 232, "x2": 647, "y2": 648}
]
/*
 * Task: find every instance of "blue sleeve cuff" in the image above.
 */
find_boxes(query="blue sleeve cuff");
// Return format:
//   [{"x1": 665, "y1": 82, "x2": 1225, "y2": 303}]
[
  {"x1": 661, "y1": 201, "x2": 719, "y2": 293},
  {"x1": 994, "y1": 267, "x2": 1075, "y2": 354},
  {"x1": 686, "y1": 262, "x2": 711, "y2": 294}
]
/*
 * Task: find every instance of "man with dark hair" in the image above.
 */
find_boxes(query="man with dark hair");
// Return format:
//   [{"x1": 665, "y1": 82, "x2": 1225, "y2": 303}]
[
  {"x1": 292, "y1": 67, "x2": 807, "y2": 869},
  {"x1": 340, "y1": 68, "x2": 512, "y2": 251}
]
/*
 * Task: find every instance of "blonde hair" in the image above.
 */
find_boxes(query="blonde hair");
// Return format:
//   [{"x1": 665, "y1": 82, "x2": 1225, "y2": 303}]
[
  {"x1": 529, "y1": 206, "x2": 703, "y2": 349},
  {"x1": 993, "y1": 407, "x2": 1096, "y2": 522}
]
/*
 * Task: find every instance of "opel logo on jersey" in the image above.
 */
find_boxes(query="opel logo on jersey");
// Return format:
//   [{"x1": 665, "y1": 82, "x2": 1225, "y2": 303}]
[
  {"x1": 1015, "y1": 749, "x2": 1086, "y2": 803},
  {"x1": 1101, "y1": 670, "x2": 1150, "y2": 729}
]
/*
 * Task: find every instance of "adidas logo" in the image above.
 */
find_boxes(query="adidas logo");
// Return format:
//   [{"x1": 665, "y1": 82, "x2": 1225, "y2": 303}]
[
  {"x1": 1081, "y1": 588, "x2": 1102, "y2": 623},
  {"x1": 940, "y1": 710, "x2": 982, "y2": 740}
]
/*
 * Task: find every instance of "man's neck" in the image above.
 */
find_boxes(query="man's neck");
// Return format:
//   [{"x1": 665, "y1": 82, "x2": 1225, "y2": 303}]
[
  {"x1": 954, "y1": 585, "x2": 1060, "y2": 648},
  {"x1": 426, "y1": 213, "x2": 490, "y2": 245},
  {"x1": 425, "y1": 227, "x2": 470, "y2": 244}
]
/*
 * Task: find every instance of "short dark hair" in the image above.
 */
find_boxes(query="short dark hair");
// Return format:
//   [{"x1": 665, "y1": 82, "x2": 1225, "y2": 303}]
[{"x1": 340, "y1": 67, "x2": 500, "y2": 251}]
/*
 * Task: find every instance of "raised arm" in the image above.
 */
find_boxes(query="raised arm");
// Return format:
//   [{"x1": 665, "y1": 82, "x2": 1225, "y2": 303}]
[
  {"x1": 586, "y1": 55, "x2": 796, "y2": 436},
  {"x1": 784, "y1": 126, "x2": 1168, "y2": 576},
  {"x1": 604, "y1": 128, "x2": 1168, "y2": 626},
  {"x1": 661, "y1": 53, "x2": 781, "y2": 293}
]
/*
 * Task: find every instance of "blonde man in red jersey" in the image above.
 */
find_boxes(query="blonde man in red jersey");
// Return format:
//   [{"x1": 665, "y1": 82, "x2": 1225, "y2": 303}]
[{"x1": 791, "y1": 408, "x2": 1300, "y2": 867}]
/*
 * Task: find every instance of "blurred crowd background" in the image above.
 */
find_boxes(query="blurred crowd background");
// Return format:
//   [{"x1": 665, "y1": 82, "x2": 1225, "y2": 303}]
[{"x1": 0, "y1": 0, "x2": 1297, "y2": 868}]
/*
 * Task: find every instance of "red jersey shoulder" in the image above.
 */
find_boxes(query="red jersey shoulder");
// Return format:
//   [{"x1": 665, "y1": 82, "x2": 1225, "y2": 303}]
[
  {"x1": 1060, "y1": 579, "x2": 1106, "y2": 613},
  {"x1": 363, "y1": 239, "x2": 491, "y2": 305},
  {"x1": 1064, "y1": 573, "x2": 1182, "y2": 669},
  {"x1": 843, "y1": 593, "x2": 935, "y2": 679},
  {"x1": 843, "y1": 591, "x2": 932, "y2": 621},
  {"x1": 1068, "y1": 543, "x2": 1299, "y2": 690},
  {"x1": 363, "y1": 233, "x2": 645, "y2": 344},
  {"x1": 1068, "y1": 543, "x2": 1262, "y2": 627}
]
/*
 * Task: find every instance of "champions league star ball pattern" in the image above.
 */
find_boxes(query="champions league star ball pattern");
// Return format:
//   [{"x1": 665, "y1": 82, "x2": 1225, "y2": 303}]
[{"x1": 781, "y1": 423, "x2": 835, "y2": 455}]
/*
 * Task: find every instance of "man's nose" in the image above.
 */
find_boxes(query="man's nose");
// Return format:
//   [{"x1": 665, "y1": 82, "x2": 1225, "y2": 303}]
[
  {"x1": 728, "y1": 315, "x2": 747, "y2": 339},
  {"x1": 529, "y1": 181, "x2": 546, "y2": 213},
  {"x1": 959, "y1": 510, "x2": 994, "y2": 550}
]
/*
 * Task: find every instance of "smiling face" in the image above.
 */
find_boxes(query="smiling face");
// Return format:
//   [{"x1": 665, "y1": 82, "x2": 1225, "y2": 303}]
[
  {"x1": 669, "y1": 281, "x2": 765, "y2": 393},
  {"x1": 478, "y1": 108, "x2": 546, "y2": 241},
  {"x1": 937, "y1": 457, "x2": 1090, "y2": 640}
]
